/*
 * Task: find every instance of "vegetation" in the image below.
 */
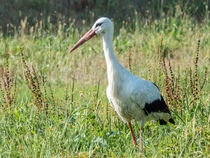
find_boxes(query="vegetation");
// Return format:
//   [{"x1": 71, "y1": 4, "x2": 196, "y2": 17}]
[
  {"x1": 0, "y1": 0, "x2": 209, "y2": 34},
  {"x1": 0, "y1": 1, "x2": 209, "y2": 157}
]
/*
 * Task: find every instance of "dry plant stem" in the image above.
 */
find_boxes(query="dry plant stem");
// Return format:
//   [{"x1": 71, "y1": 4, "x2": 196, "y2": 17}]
[
  {"x1": 128, "y1": 50, "x2": 132, "y2": 73},
  {"x1": 5, "y1": 55, "x2": 12, "y2": 106},
  {"x1": 193, "y1": 39, "x2": 200, "y2": 100},
  {"x1": 168, "y1": 60, "x2": 175, "y2": 93},
  {"x1": 158, "y1": 38, "x2": 172, "y2": 105},
  {"x1": 41, "y1": 73, "x2": 48, "y2": 115},
  {"x1": 12, "y1": 79, "x2": 17, "y2": 107},
  {"x1": 0, "y1": 80, "x2": 7, "y2": 106},
  {"x1": 160, "y1": 38, "x2": 207, "y2": 109},
  {"x1": 200, "y1": 68, "x2": 207, "y2": 90},
  {"x1": 159, "y1": 38, "x2": 174, "y2": 105},
  {"x1": 176, "y1": 66, "x2": 181, "y2": 113},
  {"x1": 0, "y1": 42, "x2": 17, "y2": 107},
  {"x1": 183, "y1": 70, "x2": 188, "y2": 100},
  {"x1": 162, "y1": 56, "x2": 173, "y2": 105},
  {"x1": 21, "y1": 51, "x2": 44, "y2": 110},
  {"x1": 189, "y1": 69, "x2": 194, "y2": 94},
  {"x1": 158, "y1": 37, "x2": 162, "y2": 87}
]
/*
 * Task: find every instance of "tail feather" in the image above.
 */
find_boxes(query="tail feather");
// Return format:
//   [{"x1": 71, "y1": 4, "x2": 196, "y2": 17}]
[
  {"x1": 159, "y1": 119, "x2": 167, "y2": 125},
  {"x1": 158, "y1": 118, "x2": 175, "y2": 125},
  {"x1": 169, "y1": 118, "x2": 175, "y2": 124},
  {"x1": 162, "y1": 113, "x2": 175, "y2": 125}
]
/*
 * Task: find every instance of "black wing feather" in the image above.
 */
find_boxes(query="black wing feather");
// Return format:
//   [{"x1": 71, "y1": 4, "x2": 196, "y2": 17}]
[
  {"x1": 140, "y1": 83, "x2": 175, "y2": 124},
  {"x1": 143, "y1": 95, "x2": 171, "y2": 116}
]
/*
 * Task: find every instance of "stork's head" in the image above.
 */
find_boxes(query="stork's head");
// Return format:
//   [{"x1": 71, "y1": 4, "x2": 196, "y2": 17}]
[
  {"x1": 92, "y1": 17, "x2": 113, "y2": 35},
  {"x1": 70, "y1": 17, "x2": 113, "y2": 52}
]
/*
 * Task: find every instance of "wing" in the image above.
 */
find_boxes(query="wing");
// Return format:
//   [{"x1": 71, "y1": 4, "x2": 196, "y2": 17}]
[
  {"x1": 130, "y1": 80, "x2": 162, "y2": 110},
  {"x1": 143, "y1": 95, "x2": 171, "y2": 115},
  {"x1": 130, "y1": 80, "x2": 175, "y2": 124}
]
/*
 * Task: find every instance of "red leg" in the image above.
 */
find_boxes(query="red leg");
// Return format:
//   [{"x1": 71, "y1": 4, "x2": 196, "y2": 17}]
[
  {"x1": 140, "y1": 126, "x2": 143, "y2": 152},
  {"x1": 128, "y1": 122, "x2": 137, "y2": 146}
]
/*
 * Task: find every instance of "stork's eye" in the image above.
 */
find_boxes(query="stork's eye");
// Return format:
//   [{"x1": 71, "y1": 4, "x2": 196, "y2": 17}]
[{"x1": 95, "y1": 22, "x2": 103, "y2": 28}]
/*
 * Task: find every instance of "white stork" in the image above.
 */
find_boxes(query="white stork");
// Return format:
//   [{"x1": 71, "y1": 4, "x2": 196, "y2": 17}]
[{"x1": 69, "y1": 17, "x2": 175, "y2": 151}]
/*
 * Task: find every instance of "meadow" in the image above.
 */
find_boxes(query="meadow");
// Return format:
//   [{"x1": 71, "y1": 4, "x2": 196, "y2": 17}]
[{"x1": 0, "y1": 13, "x2": 209, "y2": 157}]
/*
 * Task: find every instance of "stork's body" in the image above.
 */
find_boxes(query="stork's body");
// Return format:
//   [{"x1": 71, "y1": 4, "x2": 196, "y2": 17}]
[{"x1": 70, "y1": 17, "x2": 175, "y2": 151}]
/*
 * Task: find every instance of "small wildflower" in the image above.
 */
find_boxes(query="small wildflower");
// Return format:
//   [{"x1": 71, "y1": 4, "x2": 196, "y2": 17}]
[
  {"x1": 81, "y1": 154, "x2": 86, "y2": 158},
  {"x1": 29, "y1": 102, "x2": 33, "y2": 106},
  {"x1": 72, "y1": 125, "x2": 75, "y2": 129},
  {"x1": 197, "y1": 128, "x2": 201, "y2": 132},
  {"x1": 199, "y1": 33, "x2": 202, "y2": 37},
  {"x1": 51, "y1": 128, "x2": 53, "y2": 131},
  {"x1": 79, "y1": 91, "x2": 84, "y2": 97}
]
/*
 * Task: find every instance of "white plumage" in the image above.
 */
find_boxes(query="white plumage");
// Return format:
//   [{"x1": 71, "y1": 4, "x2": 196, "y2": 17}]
[{"x1": 70, "y1": 17, "x2": 175, "y2": 151}]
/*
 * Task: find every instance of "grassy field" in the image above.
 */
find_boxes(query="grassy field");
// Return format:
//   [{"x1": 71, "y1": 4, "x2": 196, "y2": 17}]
[{"x1": 0, "y1": 15, "x2": 209, "y2": 157}]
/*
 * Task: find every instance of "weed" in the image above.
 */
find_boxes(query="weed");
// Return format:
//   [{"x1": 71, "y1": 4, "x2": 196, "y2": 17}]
[
  {"x1": 160, "y1": 38, "x2": 208, "y2": 111},
  {"x1": 0, "y1": 42, "x2": 17, "y2": 108},
  {"x1": 20, "y1": 51, "x2": 49, "y2": 112}
]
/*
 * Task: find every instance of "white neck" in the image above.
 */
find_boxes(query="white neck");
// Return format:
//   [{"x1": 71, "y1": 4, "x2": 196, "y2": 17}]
[{"x1": 102, "y1": 31, "x2": 123, "y2": 84}]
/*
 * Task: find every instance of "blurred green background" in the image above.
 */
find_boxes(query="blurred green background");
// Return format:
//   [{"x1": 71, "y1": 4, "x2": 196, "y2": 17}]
[{"x1": 0, "y1": 0, "x2": 209, "y2": 34}]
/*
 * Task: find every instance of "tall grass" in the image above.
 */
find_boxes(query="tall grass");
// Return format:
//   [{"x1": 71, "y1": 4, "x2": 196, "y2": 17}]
[{"x1": 0, "y1": 15, "x2": 209, "y2": 157}]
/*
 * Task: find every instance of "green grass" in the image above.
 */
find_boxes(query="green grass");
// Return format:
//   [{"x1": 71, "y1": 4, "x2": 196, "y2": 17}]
[{"x1": 0, "y1": 16, "x2": 209, "y2": 157}]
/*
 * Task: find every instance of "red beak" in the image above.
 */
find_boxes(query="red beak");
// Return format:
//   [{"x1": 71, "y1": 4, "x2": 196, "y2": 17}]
[{"x1": 69, "y1": 29, "x2": 96, "y2": 52}]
